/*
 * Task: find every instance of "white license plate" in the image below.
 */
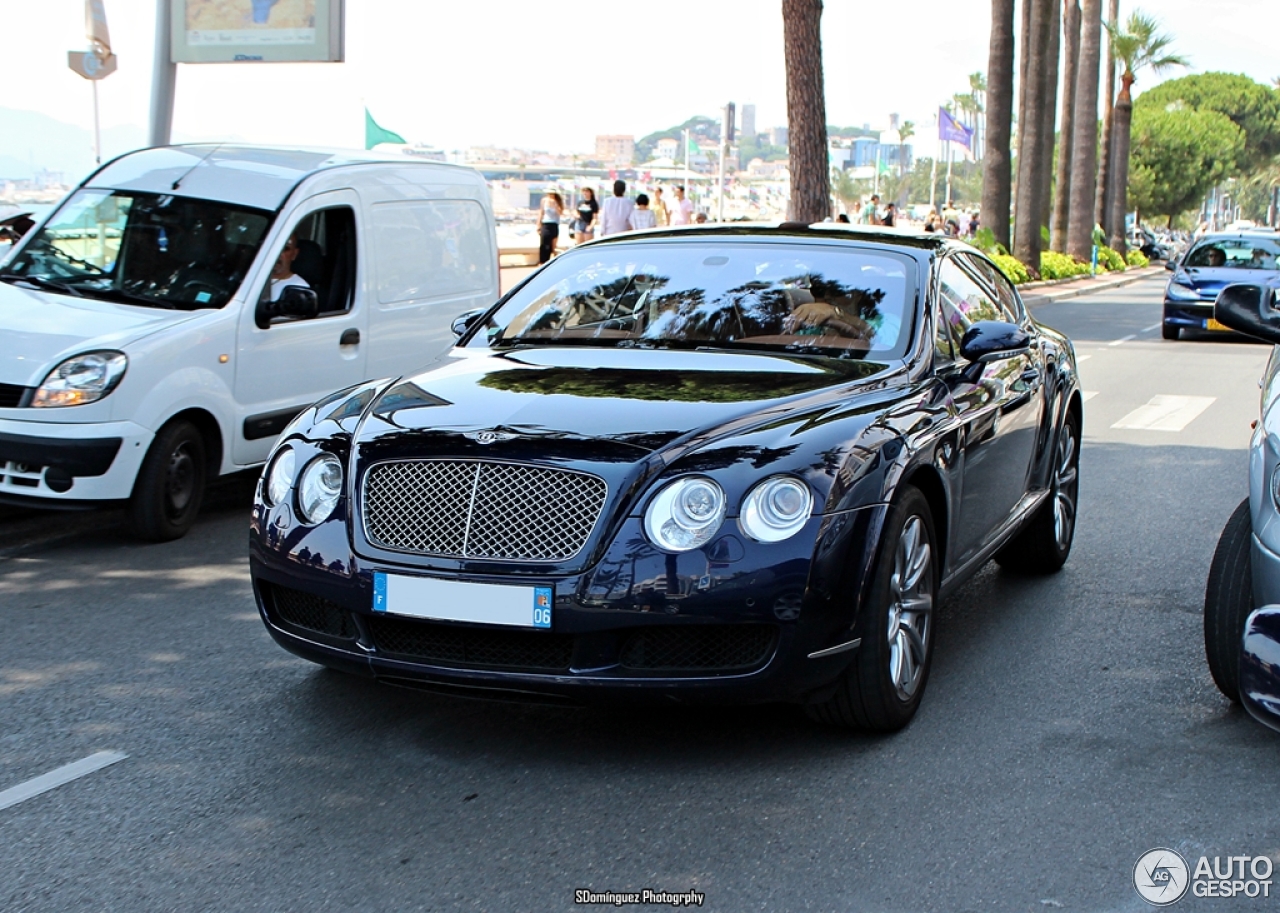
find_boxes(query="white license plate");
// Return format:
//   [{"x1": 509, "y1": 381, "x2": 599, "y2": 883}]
[{"x1": 373, "y1": 572, "x2": 552, "y2": 629}]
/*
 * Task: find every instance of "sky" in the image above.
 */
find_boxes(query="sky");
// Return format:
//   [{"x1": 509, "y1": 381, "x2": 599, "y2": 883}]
[{"x1": 6, "y1": 0, "x2": 1280, "y2": 162}]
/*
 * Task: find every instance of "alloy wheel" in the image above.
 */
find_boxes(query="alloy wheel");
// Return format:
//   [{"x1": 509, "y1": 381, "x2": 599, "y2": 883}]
[{"x1": 887, "y1": 514, "x2": 933, "y2": 700}]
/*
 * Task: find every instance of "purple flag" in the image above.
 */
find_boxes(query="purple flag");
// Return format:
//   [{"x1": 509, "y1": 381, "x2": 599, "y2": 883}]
[{"x1": 938, "y1": 107, "x2": 974, "y2": 149}]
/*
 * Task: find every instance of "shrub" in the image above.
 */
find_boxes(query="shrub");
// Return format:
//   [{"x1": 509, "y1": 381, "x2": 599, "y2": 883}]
[
  {"x1": 969, "y1": 227, "x2": 1006, "y2": 257},
  {"x1": 1040, "y1": 250, "x2": 1091, "y2": 281},
  {"x1": 1096, "y1": 245, "x2": 1126, "y2": 272},
  {"x1": 991, "y1": 252, "x2": 1031, "y2": 285},
  {"x1": 1126, "y1": 249, "x2": 1150, "y2": 268}
]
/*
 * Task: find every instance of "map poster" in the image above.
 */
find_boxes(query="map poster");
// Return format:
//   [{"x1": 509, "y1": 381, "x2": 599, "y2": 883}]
[{"x1": 170, "y1": 0, "x2": 343, "y2": 63}]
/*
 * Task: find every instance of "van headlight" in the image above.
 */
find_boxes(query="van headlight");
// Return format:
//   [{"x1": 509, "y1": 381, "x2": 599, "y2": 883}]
[
  {"x1": 644, "y1": 477, "x2": 726, "y2": 552},
  {"x1": 739, "y1": 476, "x2": 813, "y2": 542},
  {"x1": 297, "y1": 453, "x2": 344, "y2": 524},
  {"x1": 31, "y1": 351, "x2": 128, "y2": 407}
]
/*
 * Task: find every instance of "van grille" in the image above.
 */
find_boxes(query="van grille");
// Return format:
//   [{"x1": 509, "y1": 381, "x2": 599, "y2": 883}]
[{"x1": 0, "y1": 384, "x2": 29, "y2": 408}]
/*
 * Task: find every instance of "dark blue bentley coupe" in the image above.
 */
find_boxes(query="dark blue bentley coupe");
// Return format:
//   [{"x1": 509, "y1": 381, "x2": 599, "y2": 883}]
[{"x1": 249, "y1": 224, "x2": 1082, "y2": 731}]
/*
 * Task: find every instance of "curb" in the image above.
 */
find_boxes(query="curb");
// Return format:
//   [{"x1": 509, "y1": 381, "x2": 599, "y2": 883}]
[{"x1": 1021, "y1": 267, "x2": 1164, "y2": 307}]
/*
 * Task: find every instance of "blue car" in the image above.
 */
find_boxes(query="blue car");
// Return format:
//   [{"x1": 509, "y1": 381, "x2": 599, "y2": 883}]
[
  {"x1": 1206, "y1": 284, "x2": 1280, "y2": 732},
  {"x1": 1163, "y1": 232, "x2": 1280, "y2": 340}
]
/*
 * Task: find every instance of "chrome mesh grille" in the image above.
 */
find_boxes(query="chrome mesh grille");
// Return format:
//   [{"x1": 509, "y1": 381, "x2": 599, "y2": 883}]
[{"x1": 362, "y1": 459, "x2": 608, "y2": 561}]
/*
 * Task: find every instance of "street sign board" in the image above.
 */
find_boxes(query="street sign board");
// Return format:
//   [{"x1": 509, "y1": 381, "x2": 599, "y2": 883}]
[
  {"x1": 68, "y1": 51, "x2": 118, "y2": 80},
  {"x1": 170, "y1": 0, "x2": 344, "y2": 64}
]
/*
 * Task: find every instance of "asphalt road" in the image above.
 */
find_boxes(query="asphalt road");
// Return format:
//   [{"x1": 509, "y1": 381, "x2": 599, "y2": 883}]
[{"x1": 2, "y1": 275, "x2": 1278, "y2": 912}]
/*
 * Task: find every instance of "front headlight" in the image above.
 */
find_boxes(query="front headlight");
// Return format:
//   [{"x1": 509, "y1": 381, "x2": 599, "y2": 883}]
[
  {"x1": 739, "y1": 476, "x2": 814, "y2": 543},
  {"x1": 296, "y1": 453, "x2": 343, "y2": 524},
  {"x1": 264, "y1": 447, "x2": 296, "y2": 507},
  {"x1": 1271, "y1": 464, "x2": 1280, "y2": 513},
  {"x1": 1166, "y1": 280, "x2": 1201, "y2": 301},
  {"x1": 644, "y1": 476, "x2": 726, "y2": 552},
  {"x1": 31, "y1": 351, "x2": 127, "y2": 407}
]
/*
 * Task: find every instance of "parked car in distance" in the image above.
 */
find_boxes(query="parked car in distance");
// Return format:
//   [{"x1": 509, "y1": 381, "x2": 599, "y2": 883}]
[
  {"x1": 1205, "y1": 284, "x2": 1280, "y2": 733},
  {"x1": 250, "y1": 224, "x2": 1083, "y2": 732},
  {"x1": 1163, "y1": 232, "x2": 1280, "y2": 340},
  {"x1": 0, "y1": 145, "x2": 499, "y2": 540}
]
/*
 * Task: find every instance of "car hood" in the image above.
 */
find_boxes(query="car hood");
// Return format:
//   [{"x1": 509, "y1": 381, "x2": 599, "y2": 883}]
[
  {"x1": 355, "y1": 345, "x2": 896, "y2": 459},
  {"x1": 1179, "y1": 267, "x2": 1280, "y2": 298},
  {"x1": 0, "y1": 281, "x2": 199, "y2": 386}
]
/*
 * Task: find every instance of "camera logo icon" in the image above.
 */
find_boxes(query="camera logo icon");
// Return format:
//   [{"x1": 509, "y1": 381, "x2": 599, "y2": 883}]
[{"x1": 1134, "y1": 848, "x2": 1190, "y2": 906}]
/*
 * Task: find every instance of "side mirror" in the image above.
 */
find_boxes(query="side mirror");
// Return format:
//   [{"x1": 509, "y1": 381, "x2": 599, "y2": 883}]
[
  {"x1": 1165, "y1": 259, "x2": 1176, "y2": 271},
  {"x1": 1215, "y1": 284, "x2": 1280, "y2": 344},
  {"x1": 958, "y1": 320, "x2": 1031, "y2": 364},
  {"x1": 451, "y1": 308, "x2": 488, "y2": 338},
  {"x1": 255, "y1": 285, "x2": 319, "y2": 329}
]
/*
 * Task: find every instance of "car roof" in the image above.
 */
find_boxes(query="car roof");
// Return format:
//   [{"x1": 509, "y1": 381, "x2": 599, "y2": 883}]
[
  {"x1": 584, "y1": 221, "x2": 957, "y2": 254},
  {"x1": 84, "y1": 144, "x2": 478, "y2": 212}
]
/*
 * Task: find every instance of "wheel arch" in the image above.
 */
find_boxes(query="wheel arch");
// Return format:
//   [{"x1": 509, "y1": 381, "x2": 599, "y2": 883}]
[
  {"x1": 900, "y1": 462, "x2": 948, "y2": 575},
  {"x1": 161, "y1": 407, "x2": 224, "y2": 478}
]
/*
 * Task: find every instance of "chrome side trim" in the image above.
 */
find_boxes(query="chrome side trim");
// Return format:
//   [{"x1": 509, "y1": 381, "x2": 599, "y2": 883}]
[{"x1": 808, "y1": 637, "x2": 862, "y2": 660}]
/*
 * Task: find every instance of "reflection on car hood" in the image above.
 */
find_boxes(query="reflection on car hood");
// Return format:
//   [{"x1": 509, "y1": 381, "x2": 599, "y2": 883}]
[
  {"x1": 358, "y1": 346, "x2": 896, "y2": 455},
  {"x1": 1180, "y1": 267, "x2": 1280, "y2": 297},
  {"x1": 0, "y1": 281, "x2": 198, "y2": 386}
]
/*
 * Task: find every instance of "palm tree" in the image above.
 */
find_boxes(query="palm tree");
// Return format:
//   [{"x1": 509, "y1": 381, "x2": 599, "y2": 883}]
[
  {"x1": 898, "y1": 120, "x2": 915, "y2": 180},
  {"x1": 982, "y1": 0, "x2": 1016, "y2": 251},
  {"x1": 1067, "y1": 0, "x2": 1102, "y2": 261},
  {"x1": 969, "y1": 72, "x2": 987, "y2": 158},
  {"x1": 831, "y1": 167, "x2": 859, "y2": 216},
  {"x1": 1052, "y1": 0, "x2": 1081, "y2": 251},
  {"x1": 1037, "y1": 1, "x2": 1062, "y2": 235},
  {"x1": 1013, "y1": 0, "x2": 1053, "y2": 270},
  {"x1": 1105, "y1": 10, "x2": 1189, "y2": 250},
  {"x1": 782, "y1": 0, "x2": 829, "y2": 222},
  {"x1": 1095, "y1": 0, "x2": 1120, "y2": 234}
]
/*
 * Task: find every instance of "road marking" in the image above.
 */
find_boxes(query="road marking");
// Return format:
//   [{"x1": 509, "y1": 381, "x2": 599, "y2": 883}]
[
  {"x1": 0, "y1": 751, "x2": 128, "y2": 812},
  {"x1": 1076, "y1": 354, "x2": 1092, "y2": 362},
  {"x1": 1108, "y1": 334, "x2": 1136, "y2": 347},
  {"x1": 1082, "y1": 391, "x2": 1098, "y2": 402},
  {"x1": 1142, "y1": 323, "x2": 1162, "y2": 333},
  {"x1": 1111, "y1": 395, "x2": 1215, "y2": 432}
]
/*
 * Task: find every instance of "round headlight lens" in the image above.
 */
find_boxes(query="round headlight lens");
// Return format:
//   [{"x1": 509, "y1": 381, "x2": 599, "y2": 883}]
[
  {"x1": 644, "y1": 476, "x2": 726, "y2": 552},
  {"x1": 265, "y1": 447, "x2": 296, "y2": 507},
  {"x1": 31, "y1": 351, "x2": 128, "y2": 407},
  {"x1": 739, "y1": 476, "x2": 813, "y2": 543},
  {"x1": 1271, "y1": 465, "x2": 1280, "y2": 513},
  {"x1": 297, "y1": 453, "x2": 344, "y2": 524}
]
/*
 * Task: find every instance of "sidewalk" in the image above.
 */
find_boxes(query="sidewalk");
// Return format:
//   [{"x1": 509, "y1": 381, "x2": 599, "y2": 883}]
[{"x1": 1019, "y1": 265, "x2": 1165, "y2": 307}]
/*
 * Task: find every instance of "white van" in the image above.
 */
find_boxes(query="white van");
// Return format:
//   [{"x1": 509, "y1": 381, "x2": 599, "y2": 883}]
[{"x1": 0, "y1": 145, "x2": 498, "y2": 539}]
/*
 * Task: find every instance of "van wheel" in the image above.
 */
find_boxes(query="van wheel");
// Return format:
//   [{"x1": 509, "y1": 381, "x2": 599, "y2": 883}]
[{"x1": 128, "y1": 419, "x2": 207, "y2": 542}]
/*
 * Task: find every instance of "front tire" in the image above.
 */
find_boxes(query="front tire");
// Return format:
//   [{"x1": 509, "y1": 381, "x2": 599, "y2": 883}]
[
  {"x1": 1162, "y1": 323, "x2": 1180, "y2": 341},
  {"x1": 1205, "y1": 498, "x2": 1253, "y2": 702},
  {"x1": 995, "y1": 409, "x2": 1080, "y2": 574},
  {"x1": 128, "y1": 419, "x2": 207, "y2": 542},
  {"x1": 807, "y1": 485, "x2": 938, "y2": 732}
]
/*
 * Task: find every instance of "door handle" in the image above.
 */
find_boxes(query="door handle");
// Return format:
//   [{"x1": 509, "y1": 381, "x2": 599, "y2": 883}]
[{"x1": 339, "y1": 328, "x2": 360, "y2": 346}]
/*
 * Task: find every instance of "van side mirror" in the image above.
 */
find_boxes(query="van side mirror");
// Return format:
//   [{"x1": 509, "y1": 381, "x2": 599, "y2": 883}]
[
  {"x1": 1165, "y1": 259, "x2": 1176, "y2": 271},
  {"x1": 1215, "y1": 284, "x2": 1280, "y2": 344},
  {"x1": 451, "y1": 308, "x2": 489, "y2": 338},
  {"x1": 255, "y1": 285, "x2": 320, "y2": 329}
]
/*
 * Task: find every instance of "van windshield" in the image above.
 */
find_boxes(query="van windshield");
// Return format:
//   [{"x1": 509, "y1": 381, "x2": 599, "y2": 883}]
[{"x1": 0, "y1": 189, "x2": 272, "y2": 309}]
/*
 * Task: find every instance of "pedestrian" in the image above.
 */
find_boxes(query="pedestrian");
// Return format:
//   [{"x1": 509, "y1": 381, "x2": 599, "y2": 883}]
[
  {"x1": 574, "y1": 187, "x2": 599, "y2": 243},
  {"x1": 667, "y1": 185, "x2": 694, "y2": 226},
  {"x1": 968, "y1": 211, "x2": 980, "y2": 237},
  {"x1": 881, "y1": 202, "x2": 896, "y2": 227},
  {"x1": 862, "y1": 194, "x2": 881, "y2": 225},
  {"x1": 836, "y1": 213, "x2": 851, "y2": 223},
  {"x1": 537, "y1": 191, "x2": 563, "y2": 264},
  {"x1": 628, "y1": 193, "x2": 657, "y2": 231},
  {"x1": 652, "y1": 187, "x2": 670, "y2": 226},
  {"x1": 598, "y1": 179, "x2": 635, "y2": 237}
]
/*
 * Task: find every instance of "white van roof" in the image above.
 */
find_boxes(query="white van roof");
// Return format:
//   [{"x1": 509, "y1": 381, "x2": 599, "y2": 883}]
[{"x1": 85, "y1": 144, "x2": 480, "y2": 212}]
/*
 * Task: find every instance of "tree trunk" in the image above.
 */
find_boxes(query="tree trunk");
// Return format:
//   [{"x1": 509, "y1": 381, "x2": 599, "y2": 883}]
[
  {"x1": 1095, "y1": 0, "x2": 1119, "y2": 232},
  {"x1": 1037, "y1": 2, "x2": 1061, "y2": 236},
  {"x1": 1066, "y1": 0, "x2": 1102, "y2": 261},
  {"x1": 982, "y1": 0, "x2": 1016, "y2": 251},
  {"x1": 1106, "y1": 74, "x2": 1133, "y2": 252},
  {"x1": 783, "y1": 0, "x2": 829, "y2": 222},
  {"x1": 1051, "y1": 0, "x2": 1080, "y2": 251},
  {"x1": 1013, "y1": 0, "x2": 1051, "y2": 270}
]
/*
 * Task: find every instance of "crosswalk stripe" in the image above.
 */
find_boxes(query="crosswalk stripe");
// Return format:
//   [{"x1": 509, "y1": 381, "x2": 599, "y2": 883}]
[
  {"x1": 1111, "y1": 395, "x2": 1215, "y2": 432},
  {"x1": 1076, "y1": 354, "x2": 1092, "y2": 362}
]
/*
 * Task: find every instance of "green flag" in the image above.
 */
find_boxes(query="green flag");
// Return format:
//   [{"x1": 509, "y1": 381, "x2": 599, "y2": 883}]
[{"x1": 365, "y1": 108, "x2": 406, "y2": 149}]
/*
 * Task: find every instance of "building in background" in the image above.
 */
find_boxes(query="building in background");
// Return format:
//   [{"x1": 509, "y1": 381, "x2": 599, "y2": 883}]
[
  {"x1": 769, "y1": 126, "x2": 788, "y2": 148},
  {"x1": 595, "y1": 135, "x2": 636, "y2": 166},
  {"x1": 740, "y1": 104, "x2": 756, "y2": 141}
]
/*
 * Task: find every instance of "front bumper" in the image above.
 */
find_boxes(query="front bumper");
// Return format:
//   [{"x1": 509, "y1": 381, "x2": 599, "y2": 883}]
[
  {"x1": 1163, "y1": 299, "x2": 1232, "y2": 332},
  {"x1": 0, "y1": 416, "x2": 153, "y2": 502},
  {"x1": 249, "y1": 501, "x2": 887, "y2": 706}
]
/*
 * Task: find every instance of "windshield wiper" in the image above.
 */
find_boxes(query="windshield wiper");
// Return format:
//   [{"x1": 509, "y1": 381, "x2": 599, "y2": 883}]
[{"x1": 0, "y1": 272, "x2": 84, "y2": 297}]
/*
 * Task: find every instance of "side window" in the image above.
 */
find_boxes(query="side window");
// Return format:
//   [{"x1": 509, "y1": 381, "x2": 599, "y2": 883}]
[
  {"x1": 959, "y1": 253, "x2": 1025, "y2": 322},
  {"x1": 372, "y1": 200, "x2": 496, "y2": 304},
  {"x1": 262, "y1": 206, "x2": 357, "y2": 317},
  {"x1": 938, "y1": 258, "x2": 1003, "y2": 327}
]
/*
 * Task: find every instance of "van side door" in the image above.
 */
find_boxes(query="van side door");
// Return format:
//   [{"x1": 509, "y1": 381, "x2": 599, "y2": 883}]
[{"x1": 232, "y1": 190, "x2": 368, "y2": 465}]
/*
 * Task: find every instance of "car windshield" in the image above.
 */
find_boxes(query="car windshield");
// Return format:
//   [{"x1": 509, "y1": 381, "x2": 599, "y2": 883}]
[
  {"x1": 471, "y1": 241, "x2": 916, "y2": 359},
  {"x1": 1186, "y1": 238, "x2": 1280, "y2": 271},
  {"x1": 0, "y1": 189, "x2": 272, "y2": 309}
]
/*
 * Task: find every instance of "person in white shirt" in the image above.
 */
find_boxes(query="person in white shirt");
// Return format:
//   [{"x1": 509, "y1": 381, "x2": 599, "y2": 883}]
[
  {"x1": 667, "y1": 185, "x2": 695, "y2": 226},
  {"x1": 269, "y1": 234, "x2": 310, "y2": 301},
  {"x1": 598, "y1": 179, "x2": 635, "y2": 237},
  {"x1": 628, "y1": 193, "x2": 657, "y2": 231}
]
